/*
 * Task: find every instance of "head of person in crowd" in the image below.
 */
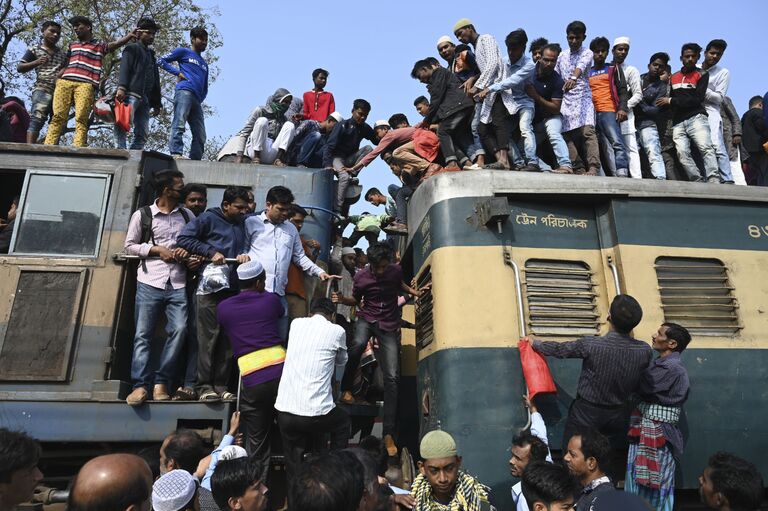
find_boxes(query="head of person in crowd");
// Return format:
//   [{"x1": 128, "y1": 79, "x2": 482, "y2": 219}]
[
  {"x1": 40, "y1": 20, "x2": 62, "y2": 46},
  {"x1": 68, "y1": 15, "x2": 93, "y2": 42},
  {"x1": 310, "y1": 297, "x2": 337, "y2": 322},
  {"x1": 5, "y1": 196, "x2": 19, "y2": 224},
  {"x1": 699, "y1": 452, "x2": 763, "y2": 511},
  {"x1": 411, "y1": 59, "x2": 436, "y2": 84},
  {"x1": 413, "y1": 96, "x2": 429, "y2": 117},
  {"x1": 704, "y1": 39, "x2": 728, "y2": 69},
  {"x1": 0, "y1": 429, "x2": 43, "y2": 511},
  {"x1": 366, "y1": 242, "x2": 393, "y2": 277},
  {"x1": 312, "y1": 68, "x2": 329, "y2": 91},
  {"x1": 388, "y1": 113, "x2": 409, "y2": 129},
  {"x1": 288, "y1": 204, "x2": 308, "y2": 232},
  {"x1": 344, "y1": 448, "x2": 384, "y2": 511},
  {"x1": 341, "y1": 247, "x2": 357, "y2": 274},
  {"x1": 611, "y1": 37, "x2": 630, "y2": 65},
  {"x1": 190, "y1": 26, "x2": 208, "y2": 54},
  {"x1": 355, "y1": 248, "x2": 368, "y2": 268},
  {"x1": 220, "y1": 186, "x2": 251, "y2": 223},
  {"x1": 538, "y1": 44, "x2": 561, "y2": 76},
  {"x1": 529, "y1": 37, "x2": 548, "y2": 62},
  {"x1": 288, "y1": 451, "x2": 364, "y2": 511},
  {"x1": 152, "y1": 470, "x2": 198, "y2": 511},
  {"x1": 237, "y1": 260, "x2": 266, "y2": 293},
  {"x1": 69, "y1": 454, "x2": 153, "y2": 511},
  {"x1": 565, "y1": 20, "x2": 587, "y2": 53},
  {"x1": 607, "y1": 294, "x2": 643, "y2": 334},
  {"x1": 589, "y1": 37, "x2": 610, "y2": 68},
  {"x1": 351, "y1": 99, "x2": 371, "y2": 126},
  {"x1": 563, "y1": 429, "x2": 610, "y2": 485},
  {"x1": 321, "y1": 112, "x2": 342, "y2": 133},
  {"x1": 652, "y1": 322, "x2": 692, "y2": 356},
  {"x1": 436, "y1": 36, "x2": 455, "y2": 64},
  {"x1": 504, "y1": 29, "x2": 529, "y2": 65},
  {"x1": 680, "y1": 42, "x2": 702, "y2": 72},
  {"x1": 373, "y1": 120, "x2": 390, "y2": 141},
  {"x1": 136, "y1": 17, "x2": 159, "y2": 47},
  {"x1": 358, "y1": 435, "x2": 391, "y2": 485},
  {"x1": 365, "y1": 188, "x2": 387, "y2": 208},
  {"x1": 509, "y1": 431, "x2": 549, "y2": 479},
  {"x1": 749, "y1": 95, "x2": 763, "y2": 111},
  {"x1": 211, "y1": 458, "x2": 268, "y2": 511},
  {"x1": 182, "y1": 184, "x2": 208, "y2": 217},
  {"x1": 647, "y1": 52, "x2": 670, "y2": 82},
  {"x1": 159, "y1": 429, "x2": 205, "y2": 475},
  {"x1": 521, "y1": 462, "x2": 578, "y2": 511},
  {"x1": 136, "y1": 446, "x2": 161, "y2": 482},
  {"x1": 154, "y1": 169, "x2": 185, "y2": 203},
  {"x1": 264, "y1": 185, "x2": 294, "y2": 225},
  {"x1": 245, "y1": 190, "x2": 256, "y2": 214},
  {"x1": 453, "y1": 18, "x2": 478, "y2": 45},
  {"x1": 417, "y1": 430, "x2": 462, "y2": 504}
]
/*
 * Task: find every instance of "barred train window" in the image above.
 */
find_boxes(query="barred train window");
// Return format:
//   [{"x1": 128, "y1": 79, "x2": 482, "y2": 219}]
[
  {"x1": 415, "y1": 267, "x2": 433, "y2": 349},
  {"x1": 655, "y1": 257, "x2": 741, "y2": 336},
  {"x1": 524, "y1": 260, "x2": 601, "y2": 339}
]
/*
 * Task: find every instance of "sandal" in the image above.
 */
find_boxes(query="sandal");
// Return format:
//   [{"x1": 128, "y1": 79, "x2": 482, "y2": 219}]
[
  {"x1": 220, "y1": 391, "x2": 236, "y2": 401},
  {"x1": 171, "y1": 387, "x2": 196, "y2": 401},
  {"x1": 199, "y1": 391, "x2": 221, "y2": 402}
]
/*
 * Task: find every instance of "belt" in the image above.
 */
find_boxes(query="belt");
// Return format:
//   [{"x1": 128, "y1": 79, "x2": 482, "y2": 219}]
[{"x1": 238, "y1": 345, "x2": 286, "y2": 377}]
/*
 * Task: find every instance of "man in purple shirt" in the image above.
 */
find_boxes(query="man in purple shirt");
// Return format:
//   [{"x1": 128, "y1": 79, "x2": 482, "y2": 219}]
[
  {"x1": 333, "y1": 242, "x2": 423, "y2": 457},
  {"x1": 217, "y1": 259, "x2": 284, "y2": 479},
  {"x1": 123, "y1": 170, "x2": 195, "y2": 406}
]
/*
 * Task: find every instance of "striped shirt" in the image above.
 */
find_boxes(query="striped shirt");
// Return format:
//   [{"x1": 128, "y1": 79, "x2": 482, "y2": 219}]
[
  {"x1": 275, "y1": 314, "x2": 347, "y2": 416},
  {"x1": 61, "y1": 39, "x2": 109, "y2": 86},
  {"x1": 533, "y1": 331, "x2": 653, "y2": 407},
  {"x1": 21, "y1": 45, "x2": 67, "y2": 93}
]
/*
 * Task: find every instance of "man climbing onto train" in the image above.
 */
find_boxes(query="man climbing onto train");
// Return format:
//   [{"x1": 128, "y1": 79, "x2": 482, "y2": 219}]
[
  {"x1": 510, "y1": 395, "x2": 552, "y2": 511},
  {"x1": 528, "y1": 294, "x2": 653, "y2": 481}
]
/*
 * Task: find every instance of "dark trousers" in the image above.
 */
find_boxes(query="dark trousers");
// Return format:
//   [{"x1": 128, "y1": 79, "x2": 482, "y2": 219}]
[
  {"x1": 563, "y1": 125, "x2": 601, "y2": 173},
  {"x1": 437, "y1": 107, "x2": 474, "y2": 163},
  {"x1": 277, "y1": 408, "x2": 350, "y2": 484},
  {"x1": 749, "y1": 152, "x2": 768, "y2": 186},
  {"x1": 388, "y1": 183, "x2": 413, "y2": 224},
  {"x1": 195, "y1": 290, "x2": 236, "y2": 395},
  {"x1": 342, "y1": 318, "x2": 400, "y2": 436},
  {"x1": 240, "y1": 378, "x2": 280, "y2": 480},
  {"x1": 348, "y1": 230, "x2": 380, "y2": 246},
  {"x1": 181, "y1": 282, "x2": 199, "y2": 388},
  {"x1": 563, "y1": 398, "x2": 630, "y2": 482},
  {"x1": 478, "y1": 96, "x2": 512, "y2": 154}
]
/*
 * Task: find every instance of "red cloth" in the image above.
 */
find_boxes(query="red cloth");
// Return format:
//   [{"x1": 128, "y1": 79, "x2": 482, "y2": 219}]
[
  {"x1": 302, "y1": 90, "x2": 335, "y2": 121},
  {"x1": 0, "y1": 97, "x2": 30, "y2": 143},
  {"x1": 518, "y1": 337, "x2": 557, "y2": 401},
  {"x1": 413, "y1": 128, "x2": 439, "y2": 162}
]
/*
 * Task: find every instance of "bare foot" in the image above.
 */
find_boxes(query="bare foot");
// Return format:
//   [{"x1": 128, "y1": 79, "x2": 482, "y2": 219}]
[{"x1": 273, "y1": 159, "x2": 286, "y2": 167}]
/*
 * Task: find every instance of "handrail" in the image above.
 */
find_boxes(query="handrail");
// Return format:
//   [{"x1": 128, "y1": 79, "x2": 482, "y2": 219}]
[
  {"x1": 506, "y1": 254, "x2": 531, "y2": 430},
  {"x1": 113, "y1": 253, "x2": 238, "y2": 263},
  {"x1": 607, "y1": 255, "x2": 621, "y2": 295}
]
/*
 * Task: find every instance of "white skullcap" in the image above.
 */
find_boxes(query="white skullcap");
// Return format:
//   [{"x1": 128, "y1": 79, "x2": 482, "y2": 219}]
[
  {"x1": 219, "y1": 445, "x2": 248, "y2": 461},
  {"x1": 237, "y1": 260, "x2": 264, "y2": 280},
  {"x1": 329, "y1": 111, "x2": 343, "y2": 123},
  {"x1": 613, "y1": 36, "x2": 630, "y2": 47},
  {"x1": 374, "y1": 120, "x2": 390, "y2": 129},
  {"x1": 342, "y1": 247, "x2": 357, "y2": 256},
  {"x1": 436, "y1": 35, "x2": 453, "y2": 48},
  {"x1": 152, "y1": 470, "x2": 197, "y2": 511}
]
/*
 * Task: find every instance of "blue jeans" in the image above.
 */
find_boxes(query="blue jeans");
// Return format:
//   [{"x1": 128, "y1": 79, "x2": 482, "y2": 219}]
[
  {"x1": 707, "y1": 111, "x2": 734, "y2": 182},
  {"x1": 114, "y1": 95, "x2": 151, "y2": 150},
  {"x1": 297, "y1": 130, "x2": 324, "y2": 167},
  {"x1": 28, "y1": 89, "x2": 53, "y2": 134},
  {"x1": 131, "y1": 282, "x2": 188, "y2": 389},
  {"x1": 637, "y1": 125, "x2": 666, "y2": 179},
  {"x1": 508, "y1": 107, "x2": 537, "y2": 166},
  {"x1": 672, "y1": 114, "x2": 719, "y2": 181},
  {"x1": 170, "y1": 89, "x2": 206, "y2": 160},
  {"x1": 388, "y1": 183, "x2": 412, "y2": 223},
  {"x1": 466, "y1": 102, "x2": 485, "y2": 161},
  {"x1": 277, "y1": 295, "x2": 289, "y2": 341},
  {"x1": 596, "y1": 111, "x2": 629, "y2": 176},
  {"x1": 537, "y1": 115, "x2": 571, "y2": 169}
]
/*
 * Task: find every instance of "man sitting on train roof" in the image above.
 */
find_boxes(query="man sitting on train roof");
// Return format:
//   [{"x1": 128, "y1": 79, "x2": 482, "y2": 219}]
[
  {"x1": 284, "y1": 111, "x2": 342, "y2": 167},
  {"x1": 217, "y1": 88, "x2": 296, "y2": 166},
  {"x1": 528, "y1": 294, "x2": 653, "y2": 481},
  {"x1": 699, "y1": 452, "x2": 764, "y2": 511},
  {"x1": 0, "y1": 429, "x2": 44, "y2": 511},
  {"x1": 393, "y1": 429, "x2": 497, "y2": 510}
]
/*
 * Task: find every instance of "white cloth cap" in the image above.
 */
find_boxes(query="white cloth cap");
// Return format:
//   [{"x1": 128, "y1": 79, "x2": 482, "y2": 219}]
[
  {"x1": 219, "y1": 445, "x2": 248, "y2": 461},
  {"x1": 152, "y1": 470, "x2": 197, "y2": 511},
  {"x1": 374, "y1": 120, "x2": 390, "y2": 129},
  {"x1": 329, "y1": 111, "x2": 343, "y2": 123},
  {"x1": 436, "y1": 35, "x2": 453, "y2": 48},
  {"x1": 341, "y1": 247, "x2": 357, "y2": 256},
  {"x1": 237, "y1": 260, "x2": 264, "y2": 280},
  {"x1": 613, "y1": 36, "x2": 630, "y2": 47}
]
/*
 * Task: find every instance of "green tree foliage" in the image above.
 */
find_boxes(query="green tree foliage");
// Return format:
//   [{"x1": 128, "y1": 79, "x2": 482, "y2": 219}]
[{"x1": 0, "y1": 0, "x2": 222, "y2": 155}]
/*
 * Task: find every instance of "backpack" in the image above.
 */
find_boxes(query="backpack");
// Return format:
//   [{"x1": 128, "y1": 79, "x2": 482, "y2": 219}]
[{"x1": 137, "y1": 205, "x2": 191, "y2": 272}]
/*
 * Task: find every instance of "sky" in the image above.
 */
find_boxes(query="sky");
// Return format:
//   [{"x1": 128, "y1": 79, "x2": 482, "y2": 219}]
[{"x1": 200, "y1": 0, "x2": 764, "y2": 223}]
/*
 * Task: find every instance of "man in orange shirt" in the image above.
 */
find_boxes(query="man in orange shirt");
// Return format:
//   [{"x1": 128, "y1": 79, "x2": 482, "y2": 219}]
[{"x1": 285, "y1": 205, "x2": 320, "y2": 322}]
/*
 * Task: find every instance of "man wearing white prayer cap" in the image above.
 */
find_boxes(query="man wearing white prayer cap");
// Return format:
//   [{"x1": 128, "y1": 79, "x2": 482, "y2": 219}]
[
  {"x1": 611, "y1": 36, "x2": 644, "y2": 179},
  {"x1": 152, "y1": 470, "x2": 198, "y2": 511}
]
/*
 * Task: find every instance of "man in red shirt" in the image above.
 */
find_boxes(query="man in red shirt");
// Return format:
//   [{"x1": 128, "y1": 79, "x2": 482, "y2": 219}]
[{"x1": 303, "y1": 68, "x2": 336, "y2": 122}]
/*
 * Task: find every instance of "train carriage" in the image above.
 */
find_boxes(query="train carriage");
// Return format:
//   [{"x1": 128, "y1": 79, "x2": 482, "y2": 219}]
[{"x1": 404, "y1": 170, "x2": 768, "y2": 509}]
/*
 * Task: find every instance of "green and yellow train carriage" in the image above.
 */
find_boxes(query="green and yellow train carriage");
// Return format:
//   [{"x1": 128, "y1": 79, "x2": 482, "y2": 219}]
[{"x1": 403, "y1": 170, "x2": 768, "y2": 508}]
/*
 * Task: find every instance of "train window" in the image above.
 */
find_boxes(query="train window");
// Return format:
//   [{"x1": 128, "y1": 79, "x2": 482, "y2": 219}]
[
  {"x1": 523, "y1": 259, "x2": 601, "y2": 339},
  {"x1": 655, "y1": 257, "x2": 741, "y2": 336},
  {"x1": 10, "y1": 171, "x2": 111, "y2": 257},
  {"x1": 415, "y1": 267, "x2": 433, "y2": 349}
]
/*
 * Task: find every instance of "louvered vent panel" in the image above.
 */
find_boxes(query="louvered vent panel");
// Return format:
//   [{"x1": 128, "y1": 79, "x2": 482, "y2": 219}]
[{"x1": 415, "y1": 267, "x2": 433, "y2": 350}]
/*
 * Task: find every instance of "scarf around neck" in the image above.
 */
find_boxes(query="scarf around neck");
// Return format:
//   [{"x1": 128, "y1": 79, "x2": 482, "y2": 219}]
[{"x1": 411, "y1": 471, "x2": 490, "y2": 511}]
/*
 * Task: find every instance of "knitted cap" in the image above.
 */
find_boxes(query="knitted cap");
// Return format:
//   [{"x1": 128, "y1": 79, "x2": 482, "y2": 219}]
[
  {"x1": 436, "y1": 35, "x2": 453, "y2": 48},
  {"x1": 453, "y1": 18, "x2": 472, "y2": 33},
  {"x1": 329, "y1": 111, "x2": 343, "y2": 123},
  {"x1": 237, "y1": 260, "x2": 264, "y2": 280},
  {"x1": 420, "y1": 430, "x2": 457, "y2": 459},
  {"x1": 374, "y1": 120, "x2": 390, "y2": 129},
  {"x1": 219, "y1": 445, "x2": 248, "y2": 461},
  {"x1": 613, "y1": 36, "x2": 630, "y2": 47},
  {"x1": 342, "y1": 247, "x2": 357, "y2": 256},
  {"x1": 152, "y1": 470, "x2": 197, "y2": 511}
]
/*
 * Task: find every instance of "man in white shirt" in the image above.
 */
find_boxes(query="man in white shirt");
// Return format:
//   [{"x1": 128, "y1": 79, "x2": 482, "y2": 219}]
[
  {"x1": 245, "y1": 185, "x2": 332, "y2": 339},
  {"x1": 611, "y1": 37, "x2": 643, "y2": 179},
  {"x1": 274, "y1": 298, "x2": 349, "y2": 483},
  {"x1": 510, "y1": 396, "x2": 553, "y2": 511}
]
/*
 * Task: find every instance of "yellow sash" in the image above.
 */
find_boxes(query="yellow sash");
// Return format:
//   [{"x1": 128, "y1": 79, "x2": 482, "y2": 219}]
[{"x1": 237, "y1": 345, "x2": 286, "y2": 377}]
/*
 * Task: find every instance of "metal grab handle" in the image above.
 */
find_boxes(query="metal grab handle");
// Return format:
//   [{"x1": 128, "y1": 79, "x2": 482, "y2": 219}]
[
  {"x1": 507, "y1": 253, "x2": 532, "y2": 431},
  {"x1": 113, "y1": 253, "x2": 238, "y2": 263},
  {"x1": 607, "y1": 255, "x2": 621, "y2": 295}
]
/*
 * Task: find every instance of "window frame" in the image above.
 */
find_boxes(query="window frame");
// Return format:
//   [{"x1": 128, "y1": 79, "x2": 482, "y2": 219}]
[{"x1": 9, "y1": 169, "x2": 112, "y2": 258}]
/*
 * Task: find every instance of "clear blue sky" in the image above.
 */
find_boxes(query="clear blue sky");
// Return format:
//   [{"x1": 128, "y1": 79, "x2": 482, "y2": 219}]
[{"x1": 201, "y1": 0, "x2": 765, "y2": 222}]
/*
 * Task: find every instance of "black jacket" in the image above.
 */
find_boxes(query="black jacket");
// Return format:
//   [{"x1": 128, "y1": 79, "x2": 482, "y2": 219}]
[
  {"x1": 741, "y1": 108, "x2": 767, "y2": 154},
  {"x1": 118, "y1": 42, "x2": 161, "y2": 109},
  {"x1": 424, "y1": 67, "x2": 474, "y2": 125}
]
